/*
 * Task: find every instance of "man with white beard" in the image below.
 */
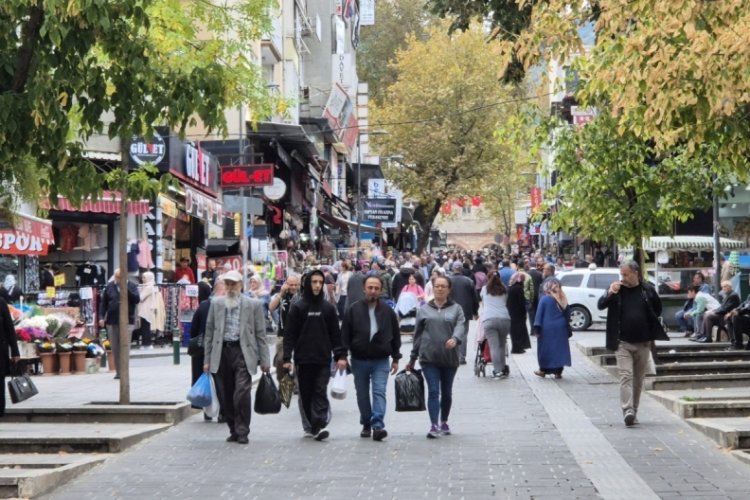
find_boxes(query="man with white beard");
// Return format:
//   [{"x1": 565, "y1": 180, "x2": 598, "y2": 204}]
[{"x1": 204, "y1": 271, "x2": 271, "y2": 444}]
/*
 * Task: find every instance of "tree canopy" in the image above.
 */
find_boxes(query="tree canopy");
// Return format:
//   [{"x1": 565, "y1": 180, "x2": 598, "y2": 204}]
[
  {"x1": 0, "y1": 0, "x2": 280, "y2": 215},
  {"x1": 357, "y1": 0, "x2": 434, "y2": 106},
  {"x1": 370, "y1": 23, "x2": 522, "y2": 252}
]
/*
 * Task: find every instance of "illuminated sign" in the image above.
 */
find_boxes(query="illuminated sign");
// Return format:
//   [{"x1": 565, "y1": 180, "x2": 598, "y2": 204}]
[{"x1": 220, "y1": 165, "x2": 275, "y2": 188}]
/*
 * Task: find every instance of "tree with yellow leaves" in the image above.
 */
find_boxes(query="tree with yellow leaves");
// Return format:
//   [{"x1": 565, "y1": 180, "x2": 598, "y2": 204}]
[{"x1": 370, "y1": 23, "x2": 526, "y2": 252}]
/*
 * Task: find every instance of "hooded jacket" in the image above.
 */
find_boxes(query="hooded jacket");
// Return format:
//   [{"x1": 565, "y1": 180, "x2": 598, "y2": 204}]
[
  {"x1": 341, "y1": 298, "x2": 402, "y2": 361},
  {"x1": 410, "y1": 299, "x2": 465, "y2": 368},
  {"x1": 283, "y1": 270, "x2": 346, "y2": 365}
]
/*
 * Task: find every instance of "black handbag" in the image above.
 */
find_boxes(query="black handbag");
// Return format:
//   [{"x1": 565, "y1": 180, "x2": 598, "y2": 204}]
[
  {"x1": 254, "y1": 373, "x2": 281, "y2": 414},
  {"x1": 8, "y1": 373, "x2": 39, "y2": 404}
]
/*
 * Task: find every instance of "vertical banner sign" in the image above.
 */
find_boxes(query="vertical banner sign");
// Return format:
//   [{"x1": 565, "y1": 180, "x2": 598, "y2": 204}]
[
  {"x1": 360, "y1": 0, "x2": 375, "y2": 25},
  {"x1": 530, "y1": 186, "x2": 542, "y2": 213}
]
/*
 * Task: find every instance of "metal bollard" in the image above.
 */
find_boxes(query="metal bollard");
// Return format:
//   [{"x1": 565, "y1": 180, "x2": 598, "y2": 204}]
[
  {"x1": 173, "y1": 326, "x2": 181, "y2": 365},
  {"x1": 99, "y1": 328, "x2": 107, "y2": 369}
]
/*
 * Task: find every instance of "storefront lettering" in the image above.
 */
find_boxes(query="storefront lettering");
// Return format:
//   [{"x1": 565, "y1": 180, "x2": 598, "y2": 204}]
[
  {"x1": 129, "y1": 132, "x2": 167, "y2": 166},
  {"x1": 220, "y1": 165, "x2": 274, "y2": 187},
  {"x1": 184, "y1": 143, "x2": 210, "y2": 187},
  {"x1": 1, "y1": 231, "x2": 44, "y2": 253}
]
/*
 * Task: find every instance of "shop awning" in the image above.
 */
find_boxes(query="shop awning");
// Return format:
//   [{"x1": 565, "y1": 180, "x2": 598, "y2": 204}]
[
  {"x1": 0, "y1": 213, "x2": 55, "y2": 256},
  {"x1": 42, "y1": 190, "x2": 151, "y2": 215},
  {"x1": 318, "y1": 212, "x2": 379, "y2": 233},
  {"x1": 622, "y1": 236, "x2": 745, "y2": 252}
]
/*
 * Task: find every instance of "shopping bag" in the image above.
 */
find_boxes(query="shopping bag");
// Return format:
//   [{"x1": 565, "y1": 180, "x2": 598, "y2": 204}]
[
  {"x1": 187, "y1": 334, "x2": 204, "y2": 356},
  {"x1": 186, "y1": 373, "x2": 212, "y2": 408},
  {"x1": 204, "y1": 374, "x2": 221, "y2": 418},
  {"x1": 254, "y1": 373, "x2": 282, "y2": 414},
  {"x1": 330, "y1": 368, "x2": 347, "y2": 400},
  {"x1": 394, "y1": 369, "x2": 425, "y2": 412},
  {"x1": 278, "y1": 371, "x2": 295, "y2": 408},
  {"x1": 645, "y1": 351, "x2": 657, "y2": 376},
  {"x1": 8, "y1": 373, "x2": 39, "y2": 404}
]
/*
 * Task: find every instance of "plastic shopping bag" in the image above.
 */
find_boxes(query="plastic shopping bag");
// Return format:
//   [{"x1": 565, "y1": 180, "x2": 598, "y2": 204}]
[
  {"x1": 204, "y1": 374, "x2": 221, "y2": 418},
  {"x1": 254, "y1": 373, "x2": 282, "y2": 414},
  {"x1": 330, "y1": 368, "x2": 347, "y2": 400},
  {"x1": 394, "y1": 369, "x2": 425, "y2": 412},
  {"x1": 186, "y1": 373, "x2": 212, "y2": 408}
]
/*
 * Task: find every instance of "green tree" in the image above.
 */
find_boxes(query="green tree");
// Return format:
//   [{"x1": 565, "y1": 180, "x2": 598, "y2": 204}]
[
  {"x1": 357, "y1": 0, "x2": 434, "y2": 105},
  {"x1": 371, "y1": 23, "x2": 521, "y2": 253},
  {"x1": 0, "y1": 0, "x2": 280, "y2": 403},
  {"x1": 541, "y1": 111, "x2": 735, "y2": 269}
]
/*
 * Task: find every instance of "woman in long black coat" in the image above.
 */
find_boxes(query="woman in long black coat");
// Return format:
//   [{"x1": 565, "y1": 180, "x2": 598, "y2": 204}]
[
  {"x1": 507, "y1": 273, "x2": 532, "y2": 354},
  {"x1": 1, "y1": 296, "x2": 21, "y2": 417}
]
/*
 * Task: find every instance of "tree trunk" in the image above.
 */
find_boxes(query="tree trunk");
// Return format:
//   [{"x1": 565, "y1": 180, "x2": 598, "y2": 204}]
[
  {"x1": 415, "y1": 199, "x2": 443, "y2": 254},
  {"x1": 118, "y1": 140, "x2": 130, "y2": 404}
]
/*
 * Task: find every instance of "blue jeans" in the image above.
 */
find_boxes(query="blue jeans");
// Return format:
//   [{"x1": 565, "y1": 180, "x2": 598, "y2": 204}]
[
  {"x1": 421, "y1": 363, "x2": 458, "y2": 425},
  {"x1": 351, "y1": 357, "x2": 390, "y2": 430},
  {"x1": 675, "y1": 309, "x2": 690, "y2": 332}
]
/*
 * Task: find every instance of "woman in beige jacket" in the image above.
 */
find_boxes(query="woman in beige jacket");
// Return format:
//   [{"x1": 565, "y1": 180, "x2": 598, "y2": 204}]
[{"x1": 137, "y1": 272, "x2": 166, "y2": 349}]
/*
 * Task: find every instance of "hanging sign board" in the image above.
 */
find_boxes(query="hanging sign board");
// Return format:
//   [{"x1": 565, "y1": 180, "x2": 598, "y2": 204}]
[{"x1": 220, "y1": 164, "x2": 275, "y2": 188}]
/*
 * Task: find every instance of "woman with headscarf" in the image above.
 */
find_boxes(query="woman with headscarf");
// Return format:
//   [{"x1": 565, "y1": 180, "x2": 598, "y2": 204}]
[
  {"x1": 137, "y1": 272, "x2": 166, "y2": 350},
  {"x1": 507, "y1": 272, "x2": 532, "y2": 354},
  {"x1": 533, "y1": 278, "x2": 572, "y2": 378}
]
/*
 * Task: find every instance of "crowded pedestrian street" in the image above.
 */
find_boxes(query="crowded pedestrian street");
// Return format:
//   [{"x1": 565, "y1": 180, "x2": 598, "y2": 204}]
[{"x1": 33, "y1": 326, "x2": 750, "y2": 500}]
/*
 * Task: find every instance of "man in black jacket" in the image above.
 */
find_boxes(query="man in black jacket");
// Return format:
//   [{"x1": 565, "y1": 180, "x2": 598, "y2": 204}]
[
  {"x1": 341, "y1": 275, "x2": 401, "y2": 441},
  {"x1": 697, "y1": 280, "x2": 740, "y2": 343},
  {"x1": 283, "y1": 269, "x2": 347, "y2": 441},
  {"x1": 449, "y1": 261, "x2": 479, "y2": 364},
  {"x1": 598, "y1": 260, "x2": 668, "y2": 427},
  {"x1": 726, "y1": 288, "x2": 750, "y2": 350},
  {"x1": 98, "y1": 269, "x2": 140, "y2": 380}
]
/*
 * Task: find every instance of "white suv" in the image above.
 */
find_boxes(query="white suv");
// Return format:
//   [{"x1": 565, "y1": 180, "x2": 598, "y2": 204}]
[{"x1": 557, "y1": 266, "x2": 621, "y2": 331}]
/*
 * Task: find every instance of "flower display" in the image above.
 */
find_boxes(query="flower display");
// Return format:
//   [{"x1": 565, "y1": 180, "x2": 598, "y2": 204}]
[
  {"x1": 102, "y1": 339, "x2": 111, "y2": 349},
  {"x1": 15, "y1": 326, "x2": 51, "y2": 343},
  {"x1": 87, "y1": 343, "x2": 105, "y2": 356},
  {"x1": 56, "y1": 342, "x2": 73, "y2": 352},
  {"x1": 21, "y1": 316, "x2": 49, "y2": 331},
  {"x1": 72, "y1": 341, "x2": 89, "y2": 352},
  {"x1": 36, "y1": 341, "x2": 55, "y2": 353}
]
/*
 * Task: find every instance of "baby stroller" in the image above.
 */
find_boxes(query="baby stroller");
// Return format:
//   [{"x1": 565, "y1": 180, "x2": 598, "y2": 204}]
[
  {"x1": 474, "y1": 339, "x2": 492, "y2": 377},
  {"x1": 396, "y1": 291, "x2": 419, "y2": 336}
]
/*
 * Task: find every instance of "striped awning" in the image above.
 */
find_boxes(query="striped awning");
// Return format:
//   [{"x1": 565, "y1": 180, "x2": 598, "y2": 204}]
[
  {"x1": 41, "y1": 191, "x2": 151, "y2": 215},
  {"x1": 0, "y1": 213, "x2": 55, "y2": 256},
  {"x1": 622, "y1": 236, "x2": 745, "y2": 252}
]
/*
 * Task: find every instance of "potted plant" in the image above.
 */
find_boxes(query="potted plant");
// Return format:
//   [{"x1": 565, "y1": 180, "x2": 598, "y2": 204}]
[
  {"x1": 56, "y1": 342, "x2": 73, "y2": 375},
  {"x1": 71, "y1": 341, "x2": 88, "y2": 373},
  {"x1": 36, "y1": 341, "x2": 56, "y2": 376}
]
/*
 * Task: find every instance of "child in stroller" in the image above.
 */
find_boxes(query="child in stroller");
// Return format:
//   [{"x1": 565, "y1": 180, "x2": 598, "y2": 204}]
[{"x1": 395, "y1": 289, "x2": 420, "y2": 335}]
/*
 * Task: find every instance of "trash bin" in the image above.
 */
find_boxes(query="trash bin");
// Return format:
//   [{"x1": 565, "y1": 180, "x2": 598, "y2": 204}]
[{"x1": 181, "y1": 321, "x2": 191, "y2": 347}]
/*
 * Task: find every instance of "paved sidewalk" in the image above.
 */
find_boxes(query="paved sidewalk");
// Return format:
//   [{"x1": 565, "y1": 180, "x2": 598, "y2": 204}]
[{"x1": 30, "y1": 328, "x2": 750, "y2": 499}]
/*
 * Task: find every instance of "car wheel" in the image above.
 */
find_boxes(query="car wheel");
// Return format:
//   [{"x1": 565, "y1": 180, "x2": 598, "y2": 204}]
[{"x1": 568, "y1": 306, "x2": 591, "y2": 331}]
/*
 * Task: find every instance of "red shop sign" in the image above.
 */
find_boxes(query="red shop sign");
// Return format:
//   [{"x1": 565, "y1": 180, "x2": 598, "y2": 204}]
[{"x1": 220, "y1": 164, "x2": 274, "y2": 188}]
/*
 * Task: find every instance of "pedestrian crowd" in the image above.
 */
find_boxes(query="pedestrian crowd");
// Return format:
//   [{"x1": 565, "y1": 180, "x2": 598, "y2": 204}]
[{"x1": 173, "y1": 247, "x2": 680, "y2": 444}]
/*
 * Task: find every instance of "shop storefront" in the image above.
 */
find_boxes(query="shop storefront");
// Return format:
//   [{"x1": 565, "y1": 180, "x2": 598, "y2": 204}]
[{"x1": 0, "y1": 212, "x2": 55, "y2": 300}]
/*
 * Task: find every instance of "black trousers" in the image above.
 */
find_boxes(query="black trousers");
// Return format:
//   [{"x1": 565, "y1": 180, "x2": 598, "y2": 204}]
[
  {"x1": 729, "y1": 314, "x2": 750, "y2": 349},
  {"x1": 296, "y1": 363, "x2": 331, "y2": 433},
  {"x1": 140, "y1": 318, "x2": 153, "y2": 346},
  {"x1": 216, "y1": 344, "x2": 253, "y2": 438}
]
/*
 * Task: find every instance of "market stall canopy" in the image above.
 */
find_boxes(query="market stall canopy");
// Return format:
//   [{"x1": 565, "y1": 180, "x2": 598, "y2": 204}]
[
  {"x1": 621, "y1": 236, "x2": 745, "y2": 253},
  {"x1": 0, "y1": 213, "x2": 55, "y2": 256}
]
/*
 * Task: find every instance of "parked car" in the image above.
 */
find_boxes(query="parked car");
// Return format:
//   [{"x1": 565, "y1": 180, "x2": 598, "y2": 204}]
[{"x1": 557, "y1": 266, "x2": 622, "y2": 331}]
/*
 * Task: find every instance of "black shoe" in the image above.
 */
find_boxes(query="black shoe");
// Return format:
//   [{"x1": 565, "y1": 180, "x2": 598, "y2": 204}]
[
  {"x1": 372, "y1": 428, "x2": 388, "y2": 441},
  {"x1": 360, "y1": 426, "x2": 371, "y2": 438},
  {"x1": 237, "y1": 436, "x2": 249, "y2": 444},
  {"x1": 624, "y1": 409, "x2": 636, "y2": 427},
  {"x1": 114, "y1": 375, "x2": 120, "y2": 379},
  {"x1": 459, "y1": 359, "x2": 467, "y2": 365},
  {"x1": 313, "y1": 429, "x2": 329, "y2": 441},
  {"x1": 502, "y1": 366, "x2": 510, "y2": 376},
  {"x1": 203, "y1": 414, "x2": 213, "y2": 421},
  {"x1": 684, "y1": 331, "x2": 694, "y2": 338},
  {"x1": 696, "y1": 336, "x2": 713, "y2": 343},
  {"x1": 226, "y1": 434, "x2": 238, "y2": 442},
  {"x1": 217, "y1": 414, "x2": 226, "y2": 423}
]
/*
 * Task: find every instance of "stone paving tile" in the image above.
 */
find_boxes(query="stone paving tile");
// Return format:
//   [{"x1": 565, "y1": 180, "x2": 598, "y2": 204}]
[{"x1": 35, "y1": 327, "x2": 750, "y2": 500}]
